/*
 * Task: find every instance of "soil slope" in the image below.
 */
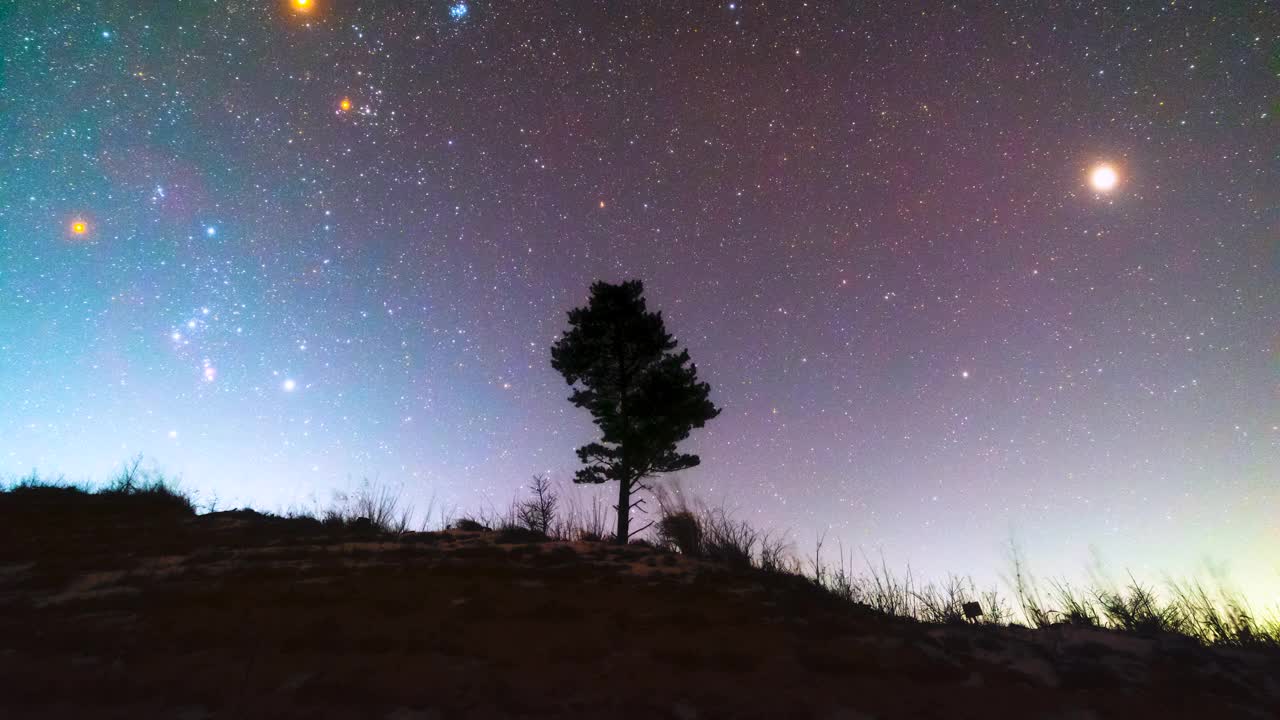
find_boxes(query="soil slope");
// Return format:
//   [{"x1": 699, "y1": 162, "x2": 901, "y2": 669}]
[{"x1": 1, "y1": 491, "x2": 1277, "y2": 719}]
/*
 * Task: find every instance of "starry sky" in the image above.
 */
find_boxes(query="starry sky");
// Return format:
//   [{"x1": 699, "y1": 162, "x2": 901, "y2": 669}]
[{"x1": 2, "y1": 1, "x2": 1277, "y2": 601}]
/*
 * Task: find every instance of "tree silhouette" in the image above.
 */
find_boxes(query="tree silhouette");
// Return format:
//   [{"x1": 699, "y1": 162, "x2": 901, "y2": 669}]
[{"x1": 550, "y1": 280, "x2": 720, "y2": 544}]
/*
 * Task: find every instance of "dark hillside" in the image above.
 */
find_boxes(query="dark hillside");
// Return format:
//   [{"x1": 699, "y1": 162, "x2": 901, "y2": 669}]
[{"x1": 1, "y1": 491, "x2": 1277, "y2": 719}]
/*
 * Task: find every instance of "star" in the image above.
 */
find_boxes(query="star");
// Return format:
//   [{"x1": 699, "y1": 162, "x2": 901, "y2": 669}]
[
  {"x1": 6, "y1": 0, "x2": 1278, "y2": 622},
  {"x1": 1089, "y1": 164, "x2": 1119, "y2": 192}
]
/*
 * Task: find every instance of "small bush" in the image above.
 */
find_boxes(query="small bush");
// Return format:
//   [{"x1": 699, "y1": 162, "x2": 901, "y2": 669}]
[
  {"x1": 654, "y1": 486, "x2": 799, "y2": 574},
  {"x1": 452, "y1": 518, "x2": 489, "y2": 532},
  {"x1": 657, "y1": 510, "x2": 703, "y2": 556},
  {"x1": 495, "y1": 525, "x2": 548, "y2": 544},
  {"x1": 516, "y1": 474, "x2": 557, "y2": 535}
]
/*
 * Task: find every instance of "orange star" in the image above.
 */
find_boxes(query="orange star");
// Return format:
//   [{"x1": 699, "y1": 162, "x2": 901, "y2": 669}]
[
  {"x1": 339, "y1": 97, "x2": 352, "y2": 112},
  {"x1": 70, "y1": 219, "x2": 89, "y2": 236}
]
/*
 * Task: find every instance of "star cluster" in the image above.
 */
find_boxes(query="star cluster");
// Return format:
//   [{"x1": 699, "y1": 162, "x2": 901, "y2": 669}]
[{"x1": 1, "y1": 1, "x2": 1276, "y2": 598}]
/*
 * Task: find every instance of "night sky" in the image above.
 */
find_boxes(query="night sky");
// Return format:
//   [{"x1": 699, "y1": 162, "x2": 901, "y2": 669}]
[{"x1": 2, "y1": 1, "x2": 1277, "y2": 600}]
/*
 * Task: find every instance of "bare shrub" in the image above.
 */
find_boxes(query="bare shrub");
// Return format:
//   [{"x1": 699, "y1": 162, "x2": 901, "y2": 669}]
[{"x1": 516, "y1": 474, "x2": 557, "y2": 535}]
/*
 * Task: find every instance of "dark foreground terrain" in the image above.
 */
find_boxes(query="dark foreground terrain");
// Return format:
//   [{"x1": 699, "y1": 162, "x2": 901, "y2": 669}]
[{"x1": 2, "y1": 488, "x2": 1277, "y2": 720}]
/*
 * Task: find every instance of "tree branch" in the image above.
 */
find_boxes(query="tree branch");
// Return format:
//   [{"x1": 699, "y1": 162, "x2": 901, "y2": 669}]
[{"x1": 627, "y1": 520, "x2": 655, "y2": 539}]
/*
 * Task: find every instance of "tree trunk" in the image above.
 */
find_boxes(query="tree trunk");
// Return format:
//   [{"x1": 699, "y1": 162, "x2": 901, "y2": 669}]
[
  {"x1": 614, "y1": 333, "x2": 631, "y2": 545},
  {"x1": 615, "y1": 475, "x2": 630, "y2": 544}
]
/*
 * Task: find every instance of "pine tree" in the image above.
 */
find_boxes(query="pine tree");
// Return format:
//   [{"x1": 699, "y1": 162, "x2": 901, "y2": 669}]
[{"x1": 550, "y1": 280, "x2": 720, "y2": 544}]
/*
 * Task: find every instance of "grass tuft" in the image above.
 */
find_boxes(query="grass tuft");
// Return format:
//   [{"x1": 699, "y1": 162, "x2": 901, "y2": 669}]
[{"x1": 318, "y1": 478, "x2": 414, "y2": 533}]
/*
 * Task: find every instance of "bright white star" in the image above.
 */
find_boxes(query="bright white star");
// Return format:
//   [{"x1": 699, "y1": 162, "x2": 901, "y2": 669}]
[{"x1": 1090, "y1": 164, "x2": 1118, "y2": 192}]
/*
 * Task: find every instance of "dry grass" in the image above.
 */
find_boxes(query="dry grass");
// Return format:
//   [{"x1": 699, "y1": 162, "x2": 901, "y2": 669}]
[
  {"x1": 3, "y1": 456, "x2": 195, "y2": 518},
  {"x1": 316, "y1": 478, "x2": 415, "y2": 533},
  {"x1": 5, "y1": 462, "x2": 1277, "y2": 650}
]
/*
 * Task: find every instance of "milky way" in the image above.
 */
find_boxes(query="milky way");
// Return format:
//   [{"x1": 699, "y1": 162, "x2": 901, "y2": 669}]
[{"x1": 1, "y1": 1, "x2": 1276, "y2": 599}]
